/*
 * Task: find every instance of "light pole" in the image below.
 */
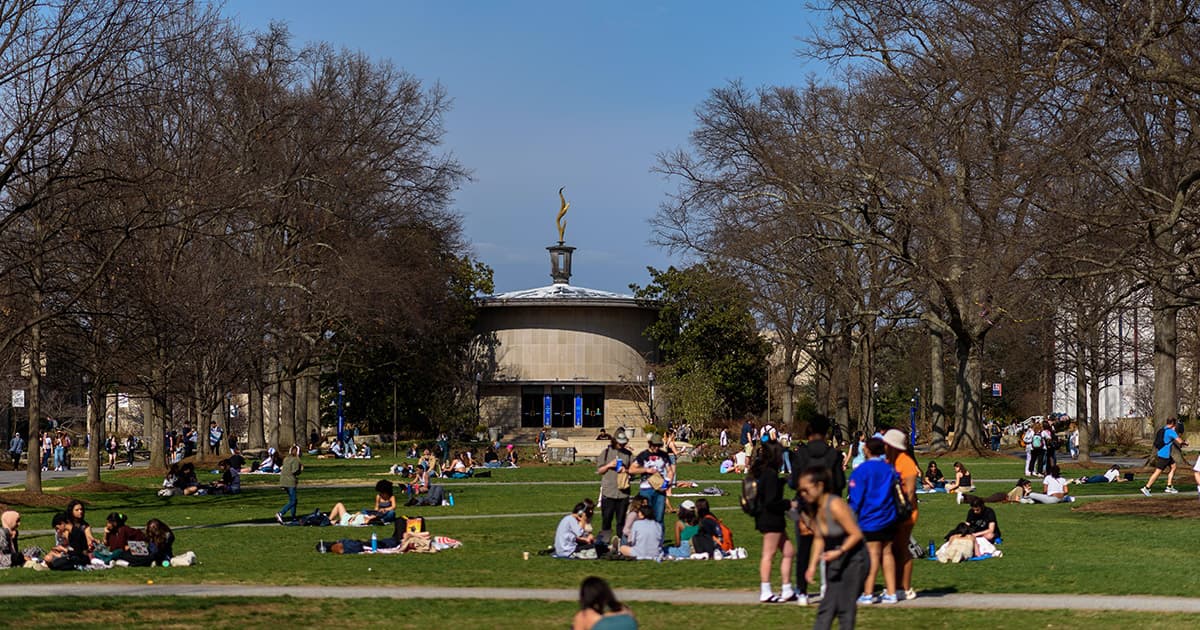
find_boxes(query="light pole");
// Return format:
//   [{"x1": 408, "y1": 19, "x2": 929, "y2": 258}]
[
  {"x1": 910, "y1": 388, "x2": 920, "y2": 448},
  {"x1": 872, "y1": 381, "x2": 879, "y2": 434},
  {"x1": 648, "y1": 371, "x2": 656, "y2": 425}
]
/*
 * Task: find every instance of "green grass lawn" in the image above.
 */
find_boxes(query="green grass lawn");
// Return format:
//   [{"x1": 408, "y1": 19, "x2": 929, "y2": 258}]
[{"x1": 1, "y1": 454, "x2": 1197, "y2": 626}]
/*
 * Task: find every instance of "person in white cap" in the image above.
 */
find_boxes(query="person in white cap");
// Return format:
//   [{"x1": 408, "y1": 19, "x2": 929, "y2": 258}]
[{"x1": 882, "y1": 428, "x2": 919, "y2": 601}]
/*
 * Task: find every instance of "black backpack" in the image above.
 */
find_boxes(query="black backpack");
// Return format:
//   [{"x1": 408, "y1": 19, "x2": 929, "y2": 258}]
[
  {"x1": 1153, "y1": 427, "x2": 1167, "y2": 450},
  {"x1": 740, "y1": 475, "x2": 764, "y2": 516}
]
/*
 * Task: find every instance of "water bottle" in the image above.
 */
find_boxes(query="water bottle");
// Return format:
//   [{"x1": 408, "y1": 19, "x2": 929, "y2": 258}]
[
  {"x1": 370, "y1": 532, "x2": 378, "y2": 552},
  {"x1": 162, "y1": 560, "x2": 170, "y2": 567},
  {"x1": 448, "y1": 493, "x2": 455, "y2": 506},
  {"x1": 928, "y1": 539, "x2": 936, "y2": 558},
  {"x1": 614, "y1": 458, "x2": 622, "y2": 472},
  {"x1": 319, "y1": 539, "x2": 326, "y2": 554}
]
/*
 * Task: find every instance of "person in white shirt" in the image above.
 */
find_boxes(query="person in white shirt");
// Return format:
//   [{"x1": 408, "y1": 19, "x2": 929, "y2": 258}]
[
  {"x1": 1027, "y1": 465, "x2": 1073, "y2": 504},
  {"x1": 554, "y1": 502, "x2": 596, "y2": 558}
]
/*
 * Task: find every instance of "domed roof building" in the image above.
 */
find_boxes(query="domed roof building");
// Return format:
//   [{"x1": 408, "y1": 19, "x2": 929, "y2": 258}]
[{"x1": 474, "y1": 195, "x2": 659, "y2": 436}]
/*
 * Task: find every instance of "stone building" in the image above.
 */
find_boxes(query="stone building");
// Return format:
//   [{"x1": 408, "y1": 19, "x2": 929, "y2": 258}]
[{"x1": 475, "y1": 236, "x2": 660, "y2": 435}]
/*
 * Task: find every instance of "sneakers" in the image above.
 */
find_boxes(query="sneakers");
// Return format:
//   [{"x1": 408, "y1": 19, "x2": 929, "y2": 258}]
[
  {"x1": 795, "y1": 593, "x2": 809, "y2": 606},
  {"x1": 1019, "y1": 497, "x2": 1034, "y2": 504},
  {"x1": 879, "y1": 593, "x2": 899, "y2": 604},
  {"x1": 275, "y1": 512, "x2": 285, "y2": 524},
  {"x1": 904, "y1": 588, "x2": 917, "y2": 601},
  {"x1": 1140, "y1": 487, "x2": 1152, "y2": 497},
  {"x1": 1165, "y1": 486, "x2": 1179, "y2": 494},
  {"x1": 856, "y1": 594, "x2": 876, "y2": 605},
  {"x1": 955, "y1": 492, "x2": 963, "y2": 504}
]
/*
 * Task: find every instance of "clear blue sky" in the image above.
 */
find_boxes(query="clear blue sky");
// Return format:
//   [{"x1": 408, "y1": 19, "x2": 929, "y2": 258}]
[{"x1": 221, "y1": 1, "x2": 822, "y2": 294}]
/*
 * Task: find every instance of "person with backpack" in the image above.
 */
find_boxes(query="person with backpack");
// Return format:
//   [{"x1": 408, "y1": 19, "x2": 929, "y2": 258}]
[
  {"x1": 748, "y1": 440, "x2": 797, "y2": 603},
  {"x1": 848, "y1": 437, "x2": 898, "y2": 605},
  {"x1": 883, "y1": 428, "x2": 920, "y2": 602},
  {"x1": 692, "y1": 498, "x2": 734, "y2": 558},
  {"x1": 595, "y1": 429, "x2": 634, "y2": 545},
  {"x1": 787, "y1": 416, "x2": 845, "y2": 606},
  {"x1": 1029, "y1": 421, "x2": 1047, "y2": 477},
  {"x1": 1141, "y1": 417, "x2": 1187, "y2": 496}
]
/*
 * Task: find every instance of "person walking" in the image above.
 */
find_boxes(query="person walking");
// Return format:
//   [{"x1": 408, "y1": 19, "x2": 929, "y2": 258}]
[
  {"x1": 7, "y1": 433, "x2": 23, "y2": 469},
  {"x1": 788, "y1": 416, "x2": 845, "y2": 606},
  {"x1": 848, "y1": 437, "x2": 898, "y2": 605},
  {"x1": 883, "y1": 429, "x2": 920, "y2": 601},
  {"x1": 799, "y1": 466, "x2": 866, "y2": 630},
  {"x1": 276, "y1": 444, "x2": 304, "y2": 524},
  {"x1": 595, "y1": 429, "x2": 633, "y2": 545},
  {"x1": 751, "y1": 440, "x2": 797, "y2": 603},
  {"x1": 629, "y1": 433, "x2": 672, "y2": 524},
  {"x1": 1141, "y1": 417, "x2": 1186, "y2": 496}
]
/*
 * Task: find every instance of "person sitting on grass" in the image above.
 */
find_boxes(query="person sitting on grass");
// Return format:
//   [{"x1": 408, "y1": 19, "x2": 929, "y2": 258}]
[
  {"x1": 945, "y1": 461, "x2": 975, "y2": 501},
  {"x1": 406, "y1": 463, "x2": 432, "y2": 498},
  {"x1": 665, "y1": 500, "x2": 699, "y2": 558},
  {"x1": 98, "y1": 511, "x2": 147, "y2": 564},
  {"x1": 619, "y1": 504, "x2": 662, "y2": 560},
  {"x1": 920, "y1": 461, "x2": 947, "y2": 492},
  {"x1": 0, "y1": 510, "x2": 25, "y2": 569},
  {"x1": 621, "y1": 496, "x2": 648, "y2": 545},
  {"x1": 66, "y1": 499, "x2": 97, "y2": 553},
  {"x1": 962, "y1": 497, "x2": 1000, "y2": 542},
  {"x1": 253, "y1": 448, "x2": 282, "y2": 473},
  {"x1": 483, "y1": 444, "x2": 502, "y2": 468},
  {"x1": 145, "y1": 518, "x2": 175, "y2": 564},
  {"x1": 43, "y1": 512, "x2": 91, "y2": 569},
  {"x1": 505, "y1": 444, "x2": 520, "y2": 467},
  {"x1": 1075, "y1": 465, "x2": 1128, "y2": 484},
  {"x1": 209, "y1": 459, "x2": 241, "y2": 495},
  {"x1": 419, "y1": 448, "x2": 439, "y2": 474},
  {"x1": 1027, "y1": 465, "x2": 1073, "y2": 504},
  {"x1": 572, "y1": 576, "x2": 638, "y2": 630},
  {"x1": 443, "y1": 452, "x2": 473, "y2": 478},
  {"x1": 176, "y1": 463, "x2": 201, "y2": 496},
  {"x1": 555, "y1": 502, "x2": 598, "y2": 559}
]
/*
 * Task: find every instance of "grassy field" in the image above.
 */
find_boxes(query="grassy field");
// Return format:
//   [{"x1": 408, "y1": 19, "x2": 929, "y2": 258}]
[{"x1": 0, "y1": 453, "x2": 1197, "y2": 626}]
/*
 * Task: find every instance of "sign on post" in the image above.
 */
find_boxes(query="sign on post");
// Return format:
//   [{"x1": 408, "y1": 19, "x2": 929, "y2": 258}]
[
  {"x1": 991, "y1": 383, "x2": 1003, "y2": 397},
  {"x1": 11, "y1": 389, "x2": 24, "y2": 408}
]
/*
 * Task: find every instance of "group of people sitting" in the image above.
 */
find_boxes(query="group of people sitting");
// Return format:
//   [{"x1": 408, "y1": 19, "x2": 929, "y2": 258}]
[
  {"x1": 919, "y1": 461, "x2": 974, "y2": 500},
  {"x1": 961, "y1": 464, "x2": 1076, "y2": 505},
  {"x1": 0, "y1": 500, "x2": 187, "y2": 571},
  {"x1": 159, "y1": 459, "x2": 242, "y2": 496},
  {"x1": 553, "y1": 496, "x2": 738, "y2": 561}
]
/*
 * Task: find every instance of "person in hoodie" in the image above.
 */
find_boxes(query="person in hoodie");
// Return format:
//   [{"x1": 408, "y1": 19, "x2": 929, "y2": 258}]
[{"x1": 787, "y1": 416, "x2": 845, "y2": 606}]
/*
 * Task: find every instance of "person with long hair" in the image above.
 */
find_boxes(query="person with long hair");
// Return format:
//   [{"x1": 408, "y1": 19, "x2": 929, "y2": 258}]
[
  {"x1": 945, "y1": 461, "x2": 974, "y2": 502},
  {"x1": 800, "y1": 466, "x2": 866, "y2": 630},
  {"x1": 275, "y1": 444, "x2": 304, "y2": 524},
  {"x1": 751, "y1": 440, "x2": 796, "y2": 603},
  {"x1": 65, "y1": 499, "x2": 96, "y2": 552},
  {"x1": 921, "y1": 461, "x2": 946, "y2": 492},
  {"x1": 882, "y1": 429, "x2": 919, "y2": 601},
  {"x1": 145, "y1": 518, "x2": 174, "y2": 564},
  {"x1": 572, "y1": 576, "x2": 637, "y2": 630}
]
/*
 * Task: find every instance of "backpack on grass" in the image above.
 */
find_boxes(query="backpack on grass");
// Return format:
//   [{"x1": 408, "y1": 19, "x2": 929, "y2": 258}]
[{"x1": 704, "y1": 514, "x2": 735, "y2": 552}]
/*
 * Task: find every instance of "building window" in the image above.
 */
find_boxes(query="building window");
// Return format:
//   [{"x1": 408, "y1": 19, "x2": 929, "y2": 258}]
[{"x1": 520, "y1": 386, "x2": 544, "y2": 428}]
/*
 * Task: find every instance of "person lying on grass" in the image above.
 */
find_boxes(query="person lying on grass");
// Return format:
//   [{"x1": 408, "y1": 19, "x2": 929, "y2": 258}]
[
  {"x1": 327, "y1": 480, "x2": 399, "y2": 525},
  {"x1": 1075, "y1": 465, "x2": 1129, "y2": 484},
  {"x1": 962, "y1": 479, "x2": 1033, "y2": 504}
]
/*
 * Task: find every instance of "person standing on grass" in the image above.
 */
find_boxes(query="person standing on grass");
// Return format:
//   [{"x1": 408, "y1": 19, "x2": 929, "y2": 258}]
[
  {"x1": 848, "y1": 438, "x2": 898, "y2": 605},
  {"x1": 800, "y1": 466, "x2": 866, "y2": 630},
  {"x1": 788, "y1": 416, "x2": 845, "y2": 607},
  {"x1": 596, "y1": 429, "x2": 633, "y2": 545},
  {"x1": 7, "y1": 432, "x2": 22, "y2": 469},
  {"x1": 883, "y1": 428, "x2": 919, "y2": 602},
  {"x1": 276, "y1": 444, "x2": 304, "y2": 524},
  {"x1": 629, "y1": 433, "x2": 672, "y2": 524},
  {"x1": 1141, "y1": 417, "x2": 1187, "y2": 496},
  {"x1": 751, "y1": 439, "x2": 797, "y2": 603}
]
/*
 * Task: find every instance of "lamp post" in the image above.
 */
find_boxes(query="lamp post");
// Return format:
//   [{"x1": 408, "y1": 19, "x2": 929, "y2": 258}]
[
  {"x1": 648, "y1": 371, "x2": 656, "y2": 425},
  {"x1": 910, "y1": 388, "x2": 920, "y2": 448},
  {"x1": 872, "y1": 381, "x2": 879, "y2": 434}
]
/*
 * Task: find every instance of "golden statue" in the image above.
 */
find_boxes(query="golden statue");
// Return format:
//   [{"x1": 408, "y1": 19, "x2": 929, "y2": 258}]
[{"x1": 556, "y1": 187, "x2": 570, "y2": 243}]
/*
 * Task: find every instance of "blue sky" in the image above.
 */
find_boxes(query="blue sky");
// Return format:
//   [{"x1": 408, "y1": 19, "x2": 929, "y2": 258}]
[{"x1": 221, "y1": 1, "x2": 822, "y2": 294}]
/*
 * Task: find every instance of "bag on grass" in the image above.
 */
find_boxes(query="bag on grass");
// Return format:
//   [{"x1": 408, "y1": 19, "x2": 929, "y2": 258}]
[{"x1": 703, "y1": 514, "x2": 734, "y2": 552}]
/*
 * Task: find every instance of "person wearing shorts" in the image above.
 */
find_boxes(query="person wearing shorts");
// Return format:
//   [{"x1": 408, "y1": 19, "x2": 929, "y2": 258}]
[
  {"x1": 847, "y1": 437, "x2": 899, "y2": 604},
  {"x1": 1141, "y1": 418, "x2": 1186, "y2": 496}
]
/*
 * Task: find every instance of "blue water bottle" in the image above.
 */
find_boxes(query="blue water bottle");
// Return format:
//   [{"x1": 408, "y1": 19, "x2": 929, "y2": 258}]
[
  {"x1": 371, "y1": 532, "x2": 378, "y2": 552},
  {"x1": 614, "y1": 458, "x2": 622, "y2": 472},
  {"x1": 448, "y1": 493, "x2": 455, "y2": 506},
  {"x1": 928, "y1": 539, "x2": 936, "y2": 558}
]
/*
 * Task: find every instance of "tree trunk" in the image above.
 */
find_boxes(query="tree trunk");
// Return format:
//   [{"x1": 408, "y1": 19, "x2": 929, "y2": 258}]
[
  {"x1": 858, "y1": 331, "x2": 875, "y2": 433},
  {"x1": 87, "y1": 377, "x2": 105, "y2": 483},
  {"x1": 832, "y1": 329, "x2": 853, "y2": 437},
  {"x1": 1152, "y1": 288, "x2": 1179, "y2": 429},
  {"x1": 147, "y1": 392, "x2": 166, "y2": 471},
  {"x1": 306, "y1": 368, "x2": 320, "y2": 439},
  {"x1": 927, "y1": 326, "x2": 948, "y2": 450},
  {"x1": 25, "y1": 321, "x2": 43, "y2": 494},
  {"x1": 279, "y1": 372, "x2": 296, "y2": 451},
  {"x1": 950, "y1": 334, "x2": 984, "y2": 450},
  {"x1": 1074, "y1": 332, "x2": 1090, "y2": 464},
  {"x1": 294, "y1": 373, "x2": 308, "y2": 447},
  {"x1": 267, "y1": 360, "x2": 280, "y2": 449},
  {"x1": 248, "y1": 376, "x2": 265, "y2": 449},
  {"x1": 1191, "y1": 311, "x2": 1200, "y2": 419}
]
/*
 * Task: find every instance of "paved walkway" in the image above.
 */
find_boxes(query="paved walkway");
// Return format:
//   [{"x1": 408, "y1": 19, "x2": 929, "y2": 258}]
[{"x1": 0, "y1": 584, "x2": 1197, "y2": 612}]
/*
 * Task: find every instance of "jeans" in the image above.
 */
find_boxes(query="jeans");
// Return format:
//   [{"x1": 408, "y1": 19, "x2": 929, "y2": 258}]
[
  {"x1": 1027, "y1": 492, "x2": 1062, "y2": 504},
  {"x1": 640, "y1": 488, "x2": 666, "y2": 523},
  {"x1": 280, "y1": 486, "x2": 298, "y2": 518}
]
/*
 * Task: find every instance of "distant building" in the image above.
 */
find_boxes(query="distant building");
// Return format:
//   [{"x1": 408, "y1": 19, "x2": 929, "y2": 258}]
[{"x1": 474, "y1": 230, "x2": 660, "y2": 433}]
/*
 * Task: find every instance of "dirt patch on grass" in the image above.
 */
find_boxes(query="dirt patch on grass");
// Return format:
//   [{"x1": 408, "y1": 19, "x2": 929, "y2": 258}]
[
  {"x1": 1074, "y1": 497, "x2": 1200, "y2": 518},
  {"x1": 0, "y1": 491, "x2": 80, "y2": 508},
  {"x1": 59, "y1": 481, "x2": 138, "y2": 493}
]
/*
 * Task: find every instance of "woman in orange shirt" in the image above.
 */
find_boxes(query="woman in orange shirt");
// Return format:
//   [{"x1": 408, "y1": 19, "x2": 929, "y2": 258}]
[{"x1": 883, "y1": 429, "x2": 919, "y2": 601}]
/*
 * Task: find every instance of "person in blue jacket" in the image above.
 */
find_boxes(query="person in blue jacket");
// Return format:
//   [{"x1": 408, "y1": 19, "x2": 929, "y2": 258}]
[{"x1": 847, "y1": 437, "x2": 899, "y2": 605}]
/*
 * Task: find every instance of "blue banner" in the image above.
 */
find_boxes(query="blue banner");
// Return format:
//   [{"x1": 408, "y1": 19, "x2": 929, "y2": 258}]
[
  {"x1": 336, "y1": 379, "x2": 345, "y2": 441},
  {"x1": 543, "y1": 394, "x2": 552, "y2": 427},
  {"x1": 574, "y1": 395, "x2": 583, "y2": 427}
]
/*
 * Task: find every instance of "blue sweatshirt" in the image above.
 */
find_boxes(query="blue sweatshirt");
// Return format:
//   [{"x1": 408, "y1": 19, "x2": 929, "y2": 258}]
[{"x1": 848, "y1": 458, "x2": 898, "y2": 532}]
